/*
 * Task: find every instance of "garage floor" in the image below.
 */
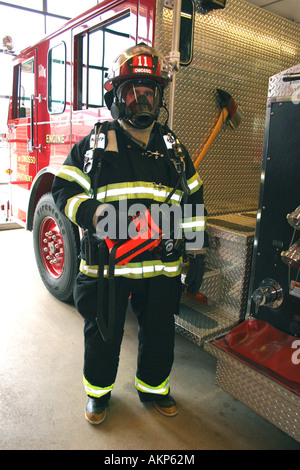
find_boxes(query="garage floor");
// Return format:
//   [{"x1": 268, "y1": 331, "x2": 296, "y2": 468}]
[{"x1": 1, "y1": 227, "x2": 299, "y2": 451}]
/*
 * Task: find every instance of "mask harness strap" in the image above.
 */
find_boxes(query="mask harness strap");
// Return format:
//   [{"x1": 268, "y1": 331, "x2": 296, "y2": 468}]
[
  {"x1": 83, "y1": 121, "x2": 115, "y2": 343},
  {"x1": 160, "y1": 125, "x2": 190, "y2": 253},
  {"x1": 97, "y1": 241, "x2": 118, "y2": 343},
  {"x1": 95, "y1": 123, "x2": 117, "y2": 343},
  {"x1": 160, "y1": 125, "x2": 190, "y2": 206}
]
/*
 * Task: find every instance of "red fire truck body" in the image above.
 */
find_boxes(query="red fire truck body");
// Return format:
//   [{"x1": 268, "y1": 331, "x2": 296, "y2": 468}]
[{"x1": 7, "y1": 0, "x2": 142, "y2": 226}]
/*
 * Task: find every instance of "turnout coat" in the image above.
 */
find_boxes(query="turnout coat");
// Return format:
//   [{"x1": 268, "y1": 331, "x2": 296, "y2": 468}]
[{"x1": 52, "y1": 120, "x2": 207, "y2": 316}]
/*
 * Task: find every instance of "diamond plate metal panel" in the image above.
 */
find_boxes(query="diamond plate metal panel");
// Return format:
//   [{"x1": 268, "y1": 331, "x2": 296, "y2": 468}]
[
  {"x1": 206, "y1": 213, "x2": 255, "y2": 319},
  {"x1": 268, "y1": 63, "x2": 300, "y2": 100},
  {"x1": 155, "y1": 0, "x2": 300, "y2": 216},
  {"x1": 205, "y1": 341, "x2": 300, "y2": 442},
  {"x1": 175, "y1": 295, "x2": 238, "y2": 346},
  {"x1": 177, "y1": 213, "x2": 255, "y2": 342}
]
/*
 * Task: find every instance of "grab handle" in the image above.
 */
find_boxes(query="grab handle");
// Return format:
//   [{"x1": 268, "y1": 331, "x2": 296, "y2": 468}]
[{"x1": 27, "y1": 94, "x2": 42, "y2": 153}]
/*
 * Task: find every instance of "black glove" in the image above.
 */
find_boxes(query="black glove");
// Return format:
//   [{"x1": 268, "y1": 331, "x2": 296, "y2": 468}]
[{"x1": 185, "y1": 254, "x2": 205, "y2": 296}]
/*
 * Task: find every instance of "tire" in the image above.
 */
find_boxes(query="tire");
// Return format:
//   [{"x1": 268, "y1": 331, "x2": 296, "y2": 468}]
[{"x1": 33, "y1": 192, "x2": 80, "y2": 302}]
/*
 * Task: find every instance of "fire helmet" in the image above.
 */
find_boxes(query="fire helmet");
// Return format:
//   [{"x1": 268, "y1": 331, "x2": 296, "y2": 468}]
[{"x1": 104, "y1": 43, "x2": 172, "y2": 128}]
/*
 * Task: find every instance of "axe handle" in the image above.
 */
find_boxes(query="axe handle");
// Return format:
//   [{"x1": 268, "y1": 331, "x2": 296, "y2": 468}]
[{"x1": 194, "y1": 107, "x2": 229, "y2": 169}]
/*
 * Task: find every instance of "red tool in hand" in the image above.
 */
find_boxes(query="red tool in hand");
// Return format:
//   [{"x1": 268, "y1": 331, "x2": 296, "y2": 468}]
[{"x1": 105, "y1": 209, "x2": 162, "y2": 265}]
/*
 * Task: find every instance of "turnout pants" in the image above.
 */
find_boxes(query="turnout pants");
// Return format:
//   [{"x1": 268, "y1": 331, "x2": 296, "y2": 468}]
[{"x1": 80, "y1": 274, "x2": 182, "y2": 404}]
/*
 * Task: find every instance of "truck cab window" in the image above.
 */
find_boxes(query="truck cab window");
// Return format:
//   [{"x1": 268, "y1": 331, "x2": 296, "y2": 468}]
[
  {"x1": 75, "y1": 13, "x2": 133, "y2": 110},
  {"x1": 13, "y1": 58, "x2": 35, "y2": 119},
  {"x1": 180, "y1": 0, "x2": 194, "y2": 65},
  {"x1": 48, "y1": 42, "x2": 66, "y2": 114}
]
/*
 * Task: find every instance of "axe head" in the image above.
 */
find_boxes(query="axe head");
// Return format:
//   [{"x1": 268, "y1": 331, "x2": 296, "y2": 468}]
[{"x1": 216, "y1": 89, "x2": 243, "y2": 129}]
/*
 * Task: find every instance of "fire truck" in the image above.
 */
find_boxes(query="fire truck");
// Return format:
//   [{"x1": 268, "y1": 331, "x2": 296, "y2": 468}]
[{"x1": 5, "y1": 0, "x2": 300, "y2": 441}]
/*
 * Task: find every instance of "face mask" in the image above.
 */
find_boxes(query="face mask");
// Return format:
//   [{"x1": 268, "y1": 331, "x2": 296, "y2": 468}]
[
  {"x1": 127, "y1": 93, "x2": 155, "y2": 128},
  {"x1": 113, "y1": 80, "x2": 162, "y2": 129}
]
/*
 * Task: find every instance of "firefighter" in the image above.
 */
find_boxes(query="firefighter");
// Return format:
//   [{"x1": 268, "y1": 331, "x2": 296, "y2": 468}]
[{"x1": 52, "y1": 43, "x2": 208, "y2": 424}]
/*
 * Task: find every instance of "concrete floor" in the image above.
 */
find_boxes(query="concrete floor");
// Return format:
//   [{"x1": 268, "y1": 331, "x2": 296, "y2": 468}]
[{"x1": 1, "y1": 227, "x2": 299, "y2": 451}]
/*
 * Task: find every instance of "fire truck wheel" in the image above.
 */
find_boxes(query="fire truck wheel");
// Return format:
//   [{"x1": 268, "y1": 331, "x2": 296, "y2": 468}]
[{"x1": 33, "y1": 192, "x2": 80, "y2": 303}]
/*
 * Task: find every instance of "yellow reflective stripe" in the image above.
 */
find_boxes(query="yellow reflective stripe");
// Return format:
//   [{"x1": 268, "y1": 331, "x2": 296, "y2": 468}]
[
  {"x1": 83, "y1": 376, "x2": 114, "y2": 398},
  {"x1": 187, "y1": 172, "x2": 203, "y2": 194},
  {"x1": 65, "y1": 193, "x2": 90, "y2": 224},
  {"x1": 181, "y1": 216, "x2": 207, "y2": 232},
  {"x1": 135, "y1": 376, "x2": 170, "y2": 395},
  {"x1": 96, "y1": 181, "x2": 183, "y2": 205},
  {"x1": 56, "y1": 165, "x2": 91, "y2": 193},
  {"x1": 79, "y1": 257, "x2": 183, "y2": 279}
]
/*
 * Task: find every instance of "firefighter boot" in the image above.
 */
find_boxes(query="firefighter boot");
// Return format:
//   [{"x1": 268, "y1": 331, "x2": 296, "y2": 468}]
[
  {"x1": 154, "y1": 395, "x2": 178, "y2": 417},
  {"x1": 85, "y1": 396, "x2": 108, "y2": 425}
]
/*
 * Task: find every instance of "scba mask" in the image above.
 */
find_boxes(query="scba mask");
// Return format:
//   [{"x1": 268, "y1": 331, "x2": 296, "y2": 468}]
[{"x1": 112, "y1": 79, "x2": 162, "y2": 129}]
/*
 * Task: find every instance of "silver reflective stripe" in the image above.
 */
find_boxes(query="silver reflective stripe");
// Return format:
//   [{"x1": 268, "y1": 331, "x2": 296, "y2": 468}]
[
  {"x1": 96, "y1": 182, "x2": 182, "y2": 204},
  {"x1": 79, "y1": 258, "x2": 183, "y2": 279},
  {"x1": 135, "y1": 376, "x2": 170, "y2": 395},
  {"x1": 84, "y1": 385, "x2": 113, "y2": 397},
  {"x1": 187, "y1": 172, "x2": 203, "y2": 194},
  {"x1": 80, "y1": 262, "x2": 99, "y2": 277},
  {"x1": 180, "y1": 217, "x2": 206, "y2": 231},
  {"x1": 83, "y1": 376, "x2": 114, "y2": 398},
  {"x1": 181, "y1": 220, "x2": 205, "y2": 228}
]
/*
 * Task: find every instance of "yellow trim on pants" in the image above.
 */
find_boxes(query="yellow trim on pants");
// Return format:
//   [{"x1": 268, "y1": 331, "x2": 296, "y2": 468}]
[
  {"x1": 135, "y1": 376, "x2": 170, "y2": 395},
  {"x1": 83, "y1": 376, "x2": 114, "y2": 398}
]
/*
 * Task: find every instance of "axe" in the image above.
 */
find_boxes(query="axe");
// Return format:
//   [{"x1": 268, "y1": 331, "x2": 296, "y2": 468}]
[{"x1": 193, "y1": 89, "x2": 243, "y2": 168}]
